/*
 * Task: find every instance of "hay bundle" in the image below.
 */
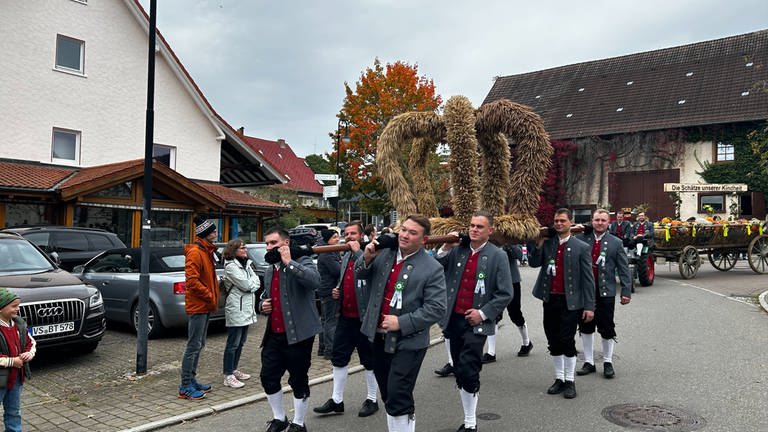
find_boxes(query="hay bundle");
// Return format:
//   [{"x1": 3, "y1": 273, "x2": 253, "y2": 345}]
[
  {"x1": 376, "y1": 111, "x2": 446, "y2": 218},
  {"x1": 477, "y1": 131, "x2": 511, "y2": 215},
  {"x1": 443, "y1": 95, "x2": 479, "y2": 226},
  {"x1": 475, "y1": 100, "x2": 553, "y2": 216},
  {"x1": 408, "y1": 137, "x2": 438, "y2": 218}
]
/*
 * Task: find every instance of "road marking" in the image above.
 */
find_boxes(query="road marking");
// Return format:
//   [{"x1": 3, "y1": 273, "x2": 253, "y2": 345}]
[{"x1": 665, "y1": 278, "x2": 759, "y2": 308}]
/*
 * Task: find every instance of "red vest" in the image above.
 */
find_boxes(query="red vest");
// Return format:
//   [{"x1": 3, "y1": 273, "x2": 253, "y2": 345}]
[
  {"x1": 550, "y1": 242, "x2": 567, "y2": 295},
  {"x1": 378, "y1": 260, "x2": 405, "y2": 327},
  {"x1": 637, "y1": 223, "x2": 645, "y2": 235},
  {"x1": 591, "y1": 237, "x2": 601, "y2": 285},
  {"x1": 453, "y1": 251, "x2": 480, "y2": 314},
  {"x1": 269, "y1": 268, "x2": 286, "y2": 333},
  {"x1": 341, "y1": 259, "x2": 359, "y2": 318},
  {"x1": 616, "y1": 223, "x2": 623, "y2": 237},
  {"x1": 0, "y1": 324, "x2": 22, "y2": 389}
]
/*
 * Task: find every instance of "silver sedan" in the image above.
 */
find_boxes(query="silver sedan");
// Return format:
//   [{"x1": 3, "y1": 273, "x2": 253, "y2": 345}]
[{"x1": 73, "y1": 248, "x2": 225, "y2": 338}]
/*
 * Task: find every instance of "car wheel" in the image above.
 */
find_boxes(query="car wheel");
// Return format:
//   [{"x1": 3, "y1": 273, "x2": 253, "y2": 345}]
[{"x1": 132, "y1": 301, "x2": 165, "y2": 339}]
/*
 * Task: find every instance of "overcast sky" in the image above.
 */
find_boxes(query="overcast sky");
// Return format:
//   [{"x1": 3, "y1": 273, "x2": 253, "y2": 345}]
[{"x1": 140, "y1": 0, "x2": 767, "y2": 158}]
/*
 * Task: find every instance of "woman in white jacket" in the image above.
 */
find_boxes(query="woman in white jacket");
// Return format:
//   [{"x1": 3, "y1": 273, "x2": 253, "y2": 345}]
[{"x1": 222, "y1": 239, "x2": 260, "y2": 388}]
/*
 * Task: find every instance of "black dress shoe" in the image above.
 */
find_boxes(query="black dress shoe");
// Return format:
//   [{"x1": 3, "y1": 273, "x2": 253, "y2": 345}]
[
  {"x1": 563, "y1": 381, "x2": 577, "y2": 399},
  {"x1": 457, "y1": 424, "x2": 478, "y2": 431},
  {"x1": 517, "y1": 341, "x2": 533, "y2": 356},
  {"x1": 481, "y1": 353, "x2": 496, "y2": 364},
  {"x1": 603, "y1": 362, "x2": 615, "y2": 379},
  {"x1": 546, "y1": 379, "x2": 565, "y2": 394},
  {"x1": 358, "y1": 399, "x2": 379, "y2": 417},
  {"x1": 286, "y1": 423, "x2": 307, "y2": 432},
  {"x1": 265, "y1": 417, "x2": 290, "y2": 432},
  {"x1": 434, "y1": 363, "x2": 454, "y2": 377},
  {"x1": 576, "y1": 362, "x2": 596, "y2": 376},
  {"x1": 313, "y1": 398, "x2": 344, "y2": 414}
]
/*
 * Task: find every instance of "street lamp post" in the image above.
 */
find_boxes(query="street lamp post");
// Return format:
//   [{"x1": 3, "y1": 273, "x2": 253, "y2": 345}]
[{"x1": 335, "y1": 119, "x2": 350, "y2": 224}]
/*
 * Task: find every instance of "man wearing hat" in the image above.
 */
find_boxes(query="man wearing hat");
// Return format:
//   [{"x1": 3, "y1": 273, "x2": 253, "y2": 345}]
[{"x1": 178, "y1": 216, "x2": 219, "y2": 400}]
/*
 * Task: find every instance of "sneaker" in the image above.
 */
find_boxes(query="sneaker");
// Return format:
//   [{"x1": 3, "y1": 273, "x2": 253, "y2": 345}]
[
  {"x1": 233, "y1": 370, "x2": 252, "y2": 380},
  {"x1": 481, "y1": 353, "x2": 496, "y2": 364},
  {"x1": 224, "y1": 374, "x2": 245, "y2": 388},
  {"x1": 191, "y1": 379, "x2": 212, "y2": 393},
  {"x1": 178, "y1": 384, "x2": 206, "y2": 400},
  {"x1": 265, "y1": 417, "x2": 290, "y2": 432}
]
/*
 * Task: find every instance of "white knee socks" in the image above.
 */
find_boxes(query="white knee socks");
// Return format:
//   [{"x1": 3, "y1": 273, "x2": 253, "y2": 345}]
[
  {"x1": 460, "y1": 389, "x2": 478, "y2": 428},
  {"x1": 552, "y1": 355, "x2": 565, "y2": 381},
  {"x1": 486, "y1": 332, "x2": 497, "y2": 356},
  {"x1": 387, "y1": 414, "x2": 414, "y2": 432},
  {"x1": 444, "y1": 338, "x2": 453, "y2": 366},
  {"x1": 331, "y1": 366, "x2": 348, "y2": 403},
  {"x1": 518, "y1": 323, "x2": 530, "y2": 345},
  {"x1": 266, "y1": 390, "x2": 285, "y2": 421},
  {"x1": 581, "y1": 332, "x2": 595, "y2": 364},
  {"x1": 602, "y1": 337, "x2": 615, "y2": 363},
  {"x1": 564, "y1": 356, "x2": 577, "y2": 382},
  {"x1": 293, "y1": 396, "x2": 308, "y2": 426},
  {"x1": 365, "y1": 369, "x2": 378, "y2": 402}
]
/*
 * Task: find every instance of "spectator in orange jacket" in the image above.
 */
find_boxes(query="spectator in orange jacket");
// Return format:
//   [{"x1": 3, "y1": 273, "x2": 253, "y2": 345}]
[{"x1": 178, "y1": 216, "x2": 220, "y2": 400}]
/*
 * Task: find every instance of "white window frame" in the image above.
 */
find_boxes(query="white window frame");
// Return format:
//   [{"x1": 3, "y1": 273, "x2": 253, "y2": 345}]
[
  {"x1": 714, "y1": 141, "x2": 734, "y2": 163},
  {"x1": 51, "y1": 128, "x2": 81, "y2": 165},
  {"x1": 153, "y1": 144, "x2": 177, "y2": 169},
  {"x1": 55, "y1": 34, "x2": 85, "y2": 75}
]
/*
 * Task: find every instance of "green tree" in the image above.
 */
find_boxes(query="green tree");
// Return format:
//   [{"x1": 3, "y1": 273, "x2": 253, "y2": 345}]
[
  {"x1": 304, "y1": 154, "x2": 334, "y2": 176},
  {"x1": 334, "y1": 58, "x2": 443, "y2": 216}
]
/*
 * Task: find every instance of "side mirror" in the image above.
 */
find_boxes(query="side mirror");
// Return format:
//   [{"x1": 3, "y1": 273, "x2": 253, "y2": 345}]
[
  {"x1": 49, "y1": 251, "x2": 61, "y2": 266},
  {"x1": 72, "y1": 264, "x2": 84, "y2": 274}
]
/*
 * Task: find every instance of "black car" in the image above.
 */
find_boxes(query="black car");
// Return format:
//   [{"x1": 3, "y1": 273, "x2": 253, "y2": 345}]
[
  {"x1": 0, "y1": 233, "x2": 106, "y2": 353},
  {"x1": 1, "y1": 226, "x2": 126, "y2": 271}
]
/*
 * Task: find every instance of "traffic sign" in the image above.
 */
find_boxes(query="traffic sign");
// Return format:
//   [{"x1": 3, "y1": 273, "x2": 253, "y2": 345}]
[
  {"x1": 323, "y1": 185, "x2": 339, "y2": 198},
  {"x1": 314, "y1": 174, "x2": 339, "y2": 182}
]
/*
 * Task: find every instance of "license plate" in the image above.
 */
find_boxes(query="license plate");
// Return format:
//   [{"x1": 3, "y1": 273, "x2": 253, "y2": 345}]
[{"x1": 32, "y1": 322, "x2": 75, "y2": 336}]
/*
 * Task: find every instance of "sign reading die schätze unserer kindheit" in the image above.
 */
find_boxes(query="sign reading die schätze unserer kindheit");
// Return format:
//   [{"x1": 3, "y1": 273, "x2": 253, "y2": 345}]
[{"x1": 663, "y1": 183, "x2": 748, "y2": 192}]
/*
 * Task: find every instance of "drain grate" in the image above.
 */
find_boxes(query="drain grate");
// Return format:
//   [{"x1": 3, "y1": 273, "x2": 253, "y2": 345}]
[{"x1": 602, "y1": 404, "x2": 706, "y2": 431}]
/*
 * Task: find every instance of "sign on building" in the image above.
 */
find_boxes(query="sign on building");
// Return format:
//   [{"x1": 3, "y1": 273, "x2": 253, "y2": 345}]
[{"x1": 663, "y1": 183, "x2": 748, "y2": 193}]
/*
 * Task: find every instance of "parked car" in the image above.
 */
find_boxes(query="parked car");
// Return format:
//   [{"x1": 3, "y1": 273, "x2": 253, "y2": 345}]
[
  {"x1": 1, "y1": 226, "x2": 126, "y2": 271},
  {"x1": 72, "y1": 247, "x2": 225, "y2": 338},
  {"x1": 0, "y1": 233, "x2": 106, "y2": 353}
]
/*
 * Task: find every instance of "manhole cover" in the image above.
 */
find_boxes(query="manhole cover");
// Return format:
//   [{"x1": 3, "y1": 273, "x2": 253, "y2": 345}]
[
  {"x1": 477, "y1": 412, "x2": 501, "y2": 421},
  {"x1": 602, "y1": 404, "x2": 706, "y2": 431}
]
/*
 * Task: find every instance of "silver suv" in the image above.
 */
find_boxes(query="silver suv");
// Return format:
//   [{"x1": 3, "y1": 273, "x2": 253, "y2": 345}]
[{"x1": 0, "y1": 233, "x2": 106, "y2": 353}]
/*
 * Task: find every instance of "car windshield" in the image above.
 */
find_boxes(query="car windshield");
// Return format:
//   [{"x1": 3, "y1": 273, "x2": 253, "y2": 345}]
[
  {"x1": 247, "y1": 246, "x2": 267, "y2": 266},
  {"x1": 0, "y1": 239, "x2": 55, "y2": 275}
]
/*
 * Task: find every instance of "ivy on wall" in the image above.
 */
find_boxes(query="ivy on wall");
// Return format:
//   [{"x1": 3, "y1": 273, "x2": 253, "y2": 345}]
[{"x1": 694, "y1": 122, "x2": 768, "y2": 194}]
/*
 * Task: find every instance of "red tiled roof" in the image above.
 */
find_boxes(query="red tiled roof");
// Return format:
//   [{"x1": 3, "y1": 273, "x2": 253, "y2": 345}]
[
  {"x1": 199, "y1": 183, "x2": 288, "y2": 210},
  {"x1": 240, "y1": 135, "x2": 323, "y2": 194},
  {"x1": 59, "y1": 159, "x2": 142, "y2": 192},
  {"x1": 483, "y1": 29, "x2": 768, "y2": 139},
  {"x1": 0, "y1": 161, "x2": 75, "y2": 191}
]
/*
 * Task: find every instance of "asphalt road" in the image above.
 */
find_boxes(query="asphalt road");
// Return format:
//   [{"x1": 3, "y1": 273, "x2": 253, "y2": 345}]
[{"x1": 158, "y1": 264, "x2": 768, "y2": 432}]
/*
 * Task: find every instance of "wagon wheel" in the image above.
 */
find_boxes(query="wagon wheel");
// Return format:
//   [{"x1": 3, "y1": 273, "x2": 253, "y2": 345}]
[
  {"x1": 747, "y1": 235, "x2": 768, "y2": 274},
  {"x1": 678, "y1": 246, "x2": 700, "y2": 279},
  {"x1": 707, "y1": 249, "x2": 738, "y2": 271}
]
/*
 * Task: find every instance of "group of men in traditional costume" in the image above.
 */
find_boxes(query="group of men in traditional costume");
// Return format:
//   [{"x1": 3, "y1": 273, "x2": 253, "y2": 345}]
[{"x1": 250, "y1": 206, "x2": 632, "y2": 432}]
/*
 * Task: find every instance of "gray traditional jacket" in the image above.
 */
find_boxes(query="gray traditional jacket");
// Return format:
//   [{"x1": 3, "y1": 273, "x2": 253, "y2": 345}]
[
  {"x1": 503, "y1": 244, "x2": 523, "y2": 284},
  {"x1": 608, "y1": 220, "x2": 632, "y2": 242},
  {"x1": 529, "y1": 236, "x2": 595, "y2": 311},
  {"x1": 437, "y1": 243, "x2": 513, "y2": 335},
  {"x1": 259, "y1": 255, "x2": 321, "y2": 345},
  {"x1": 355, "y1": 248, "x2": 446, "y2": 354},
  {"x1": 575, "y1": 233, "x2": 632, "y2": 298},
  {"x1": 337, "y1": 248, "x2": 367, "y2": 317},
  {"x1": 630, "y1": 220, "x2": 655, "y2": 247}
]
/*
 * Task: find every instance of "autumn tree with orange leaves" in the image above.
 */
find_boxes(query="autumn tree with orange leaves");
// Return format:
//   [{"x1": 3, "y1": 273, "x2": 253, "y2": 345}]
[{"x1": 332, "y1": 58, "x2": 444, "y2": 217}]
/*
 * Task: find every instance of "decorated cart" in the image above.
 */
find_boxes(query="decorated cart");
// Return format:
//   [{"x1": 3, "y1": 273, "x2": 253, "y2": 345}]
[{"x1": 652, "y1": 220, "x2": 768, "y2": 279}]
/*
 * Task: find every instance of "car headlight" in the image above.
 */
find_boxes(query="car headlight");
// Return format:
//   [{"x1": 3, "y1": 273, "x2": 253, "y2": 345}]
[{"x1": 89, "y1": 290, "x2": 103, "y2": 308}]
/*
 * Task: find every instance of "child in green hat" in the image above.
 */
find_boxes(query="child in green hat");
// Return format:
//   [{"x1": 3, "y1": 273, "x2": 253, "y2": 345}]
[{"x1": 0, "y1": 287, "x2": 36, "y2": 431}]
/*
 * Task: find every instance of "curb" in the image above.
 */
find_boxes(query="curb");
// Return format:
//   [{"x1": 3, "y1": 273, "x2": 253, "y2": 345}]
[
  {"x1": 121, "y1": 337, "x2": 445, "y2": 432},
  {"x1": 759, "y1": 290, "x2": 768, "y2": 314}
]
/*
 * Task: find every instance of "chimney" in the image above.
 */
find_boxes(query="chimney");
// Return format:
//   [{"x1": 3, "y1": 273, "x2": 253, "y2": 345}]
[
  {"x1": 237, "y1": 126, "x2": 244, "y2": 135},
  {"x1": 277, "y1": 139, "x2": 286, "y2": 148}
]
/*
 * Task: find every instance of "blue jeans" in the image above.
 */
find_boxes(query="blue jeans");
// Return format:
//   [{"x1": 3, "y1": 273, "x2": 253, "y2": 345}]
[
  {"x1": 223, "y1": 325, "x2": 249, "y2": 375},
  {"x1": 319, "y1": 296, "x2": 339, "y2": 356},
  {"x1": 0, "y1": 375, "x2": 22, "y2": 432},
  {"x1": 181, "y1": 313, "x2": 210, "y2": 386}
]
